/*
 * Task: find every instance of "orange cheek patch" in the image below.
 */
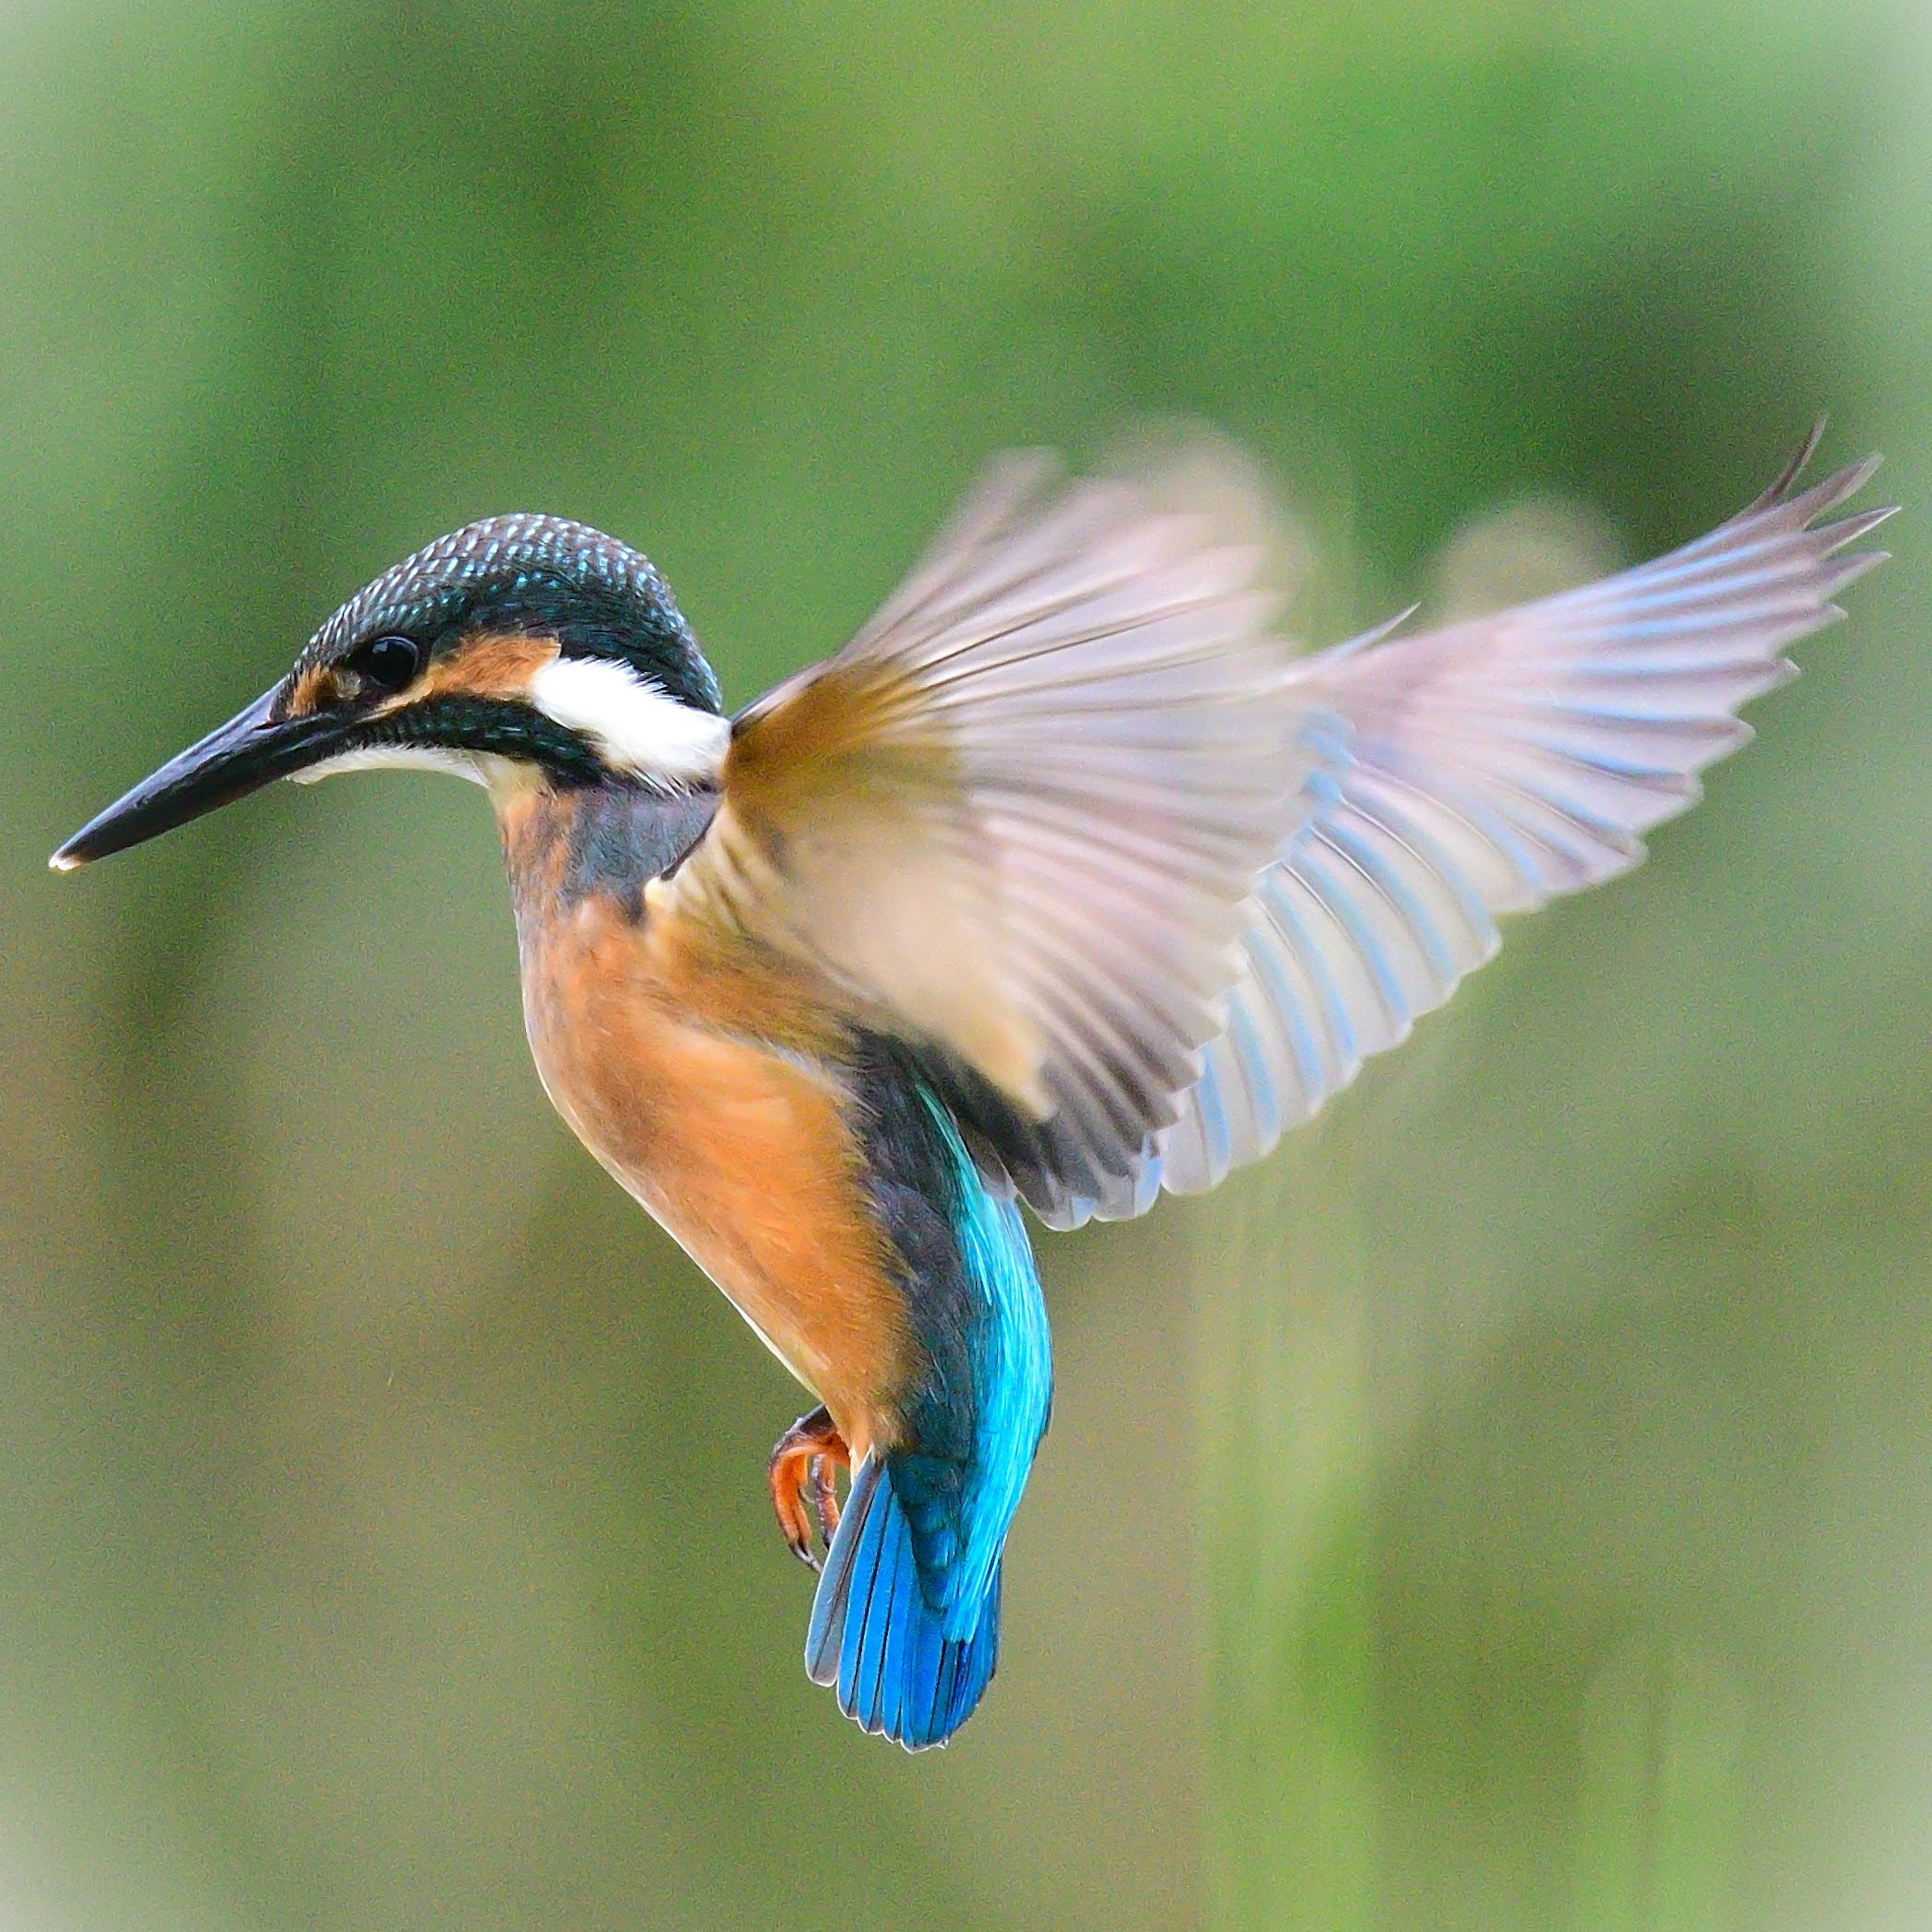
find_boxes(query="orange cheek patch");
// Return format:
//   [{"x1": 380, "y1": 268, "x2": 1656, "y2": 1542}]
[
  {"x1": 290, "y1": 631, "x2": 558, "y2": 722},
  {"x1": 416, "y1": 631, "x2": 560, "y2": 703}
]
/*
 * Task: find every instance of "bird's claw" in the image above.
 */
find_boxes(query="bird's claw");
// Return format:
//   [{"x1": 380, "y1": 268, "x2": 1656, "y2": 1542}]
[
  {"x1": 803, "y1": 1454, "x2": 842, "y2": 1547},
  {"x1": 768, "y1": 1406, "x2": 849, "y2": 1570}
]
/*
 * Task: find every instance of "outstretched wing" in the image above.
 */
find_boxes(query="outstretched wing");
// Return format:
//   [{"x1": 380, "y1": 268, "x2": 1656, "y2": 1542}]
[
  {"x1": 660, "y1": 449, "x2": 1316, "y2": 1209},
  {"x1": 1056, "y1": 433, "x2": 1893, "y2": 1226}
]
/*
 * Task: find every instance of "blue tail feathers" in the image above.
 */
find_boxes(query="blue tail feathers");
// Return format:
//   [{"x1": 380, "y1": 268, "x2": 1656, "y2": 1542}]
[{"x1": 805, "y1": 1455, "x2": 1001, "y2": 1750}]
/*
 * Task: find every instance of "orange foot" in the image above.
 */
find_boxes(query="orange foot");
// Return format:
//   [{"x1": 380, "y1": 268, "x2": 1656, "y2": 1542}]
[{"x1": 768, "y1": 1405, "x2": 849, "y2": 1570}]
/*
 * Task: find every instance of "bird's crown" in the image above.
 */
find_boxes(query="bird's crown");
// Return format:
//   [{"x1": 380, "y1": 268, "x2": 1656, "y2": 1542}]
[{"x1": 300, "y1": 514, "x2": 722, "y2": 715}]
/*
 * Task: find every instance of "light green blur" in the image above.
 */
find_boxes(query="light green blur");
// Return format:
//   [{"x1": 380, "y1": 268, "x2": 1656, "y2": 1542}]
[{"x1": 3, "y1": 3, "x2": 1928, "y2": 1927}]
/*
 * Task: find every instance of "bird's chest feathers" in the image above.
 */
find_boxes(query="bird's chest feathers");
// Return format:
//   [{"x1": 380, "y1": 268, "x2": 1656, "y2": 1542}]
[{"x1": 502, "y1": 791, "x2": 914, "y2": 1447}]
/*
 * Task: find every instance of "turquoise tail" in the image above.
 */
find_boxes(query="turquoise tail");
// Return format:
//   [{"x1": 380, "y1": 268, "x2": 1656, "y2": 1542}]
[{"x1": 804, "y1": 1454, "x2": 1001, "y2": 1751}]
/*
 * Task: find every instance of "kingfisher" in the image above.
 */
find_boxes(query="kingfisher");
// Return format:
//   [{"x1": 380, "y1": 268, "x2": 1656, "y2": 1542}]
[{"x1": 52, "y1": 427, "x2": 1889, "y2": 1750}]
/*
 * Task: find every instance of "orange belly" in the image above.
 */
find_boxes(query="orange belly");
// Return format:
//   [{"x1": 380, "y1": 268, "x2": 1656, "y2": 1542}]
[{"x1": 516, "y1": 885, "x2": 915, "y2": 1461}]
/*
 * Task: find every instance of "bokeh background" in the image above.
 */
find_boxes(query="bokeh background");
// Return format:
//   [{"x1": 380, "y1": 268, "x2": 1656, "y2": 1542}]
[{"x1": 3, "y1": 2, "x2": 1929, "y2": 1926}]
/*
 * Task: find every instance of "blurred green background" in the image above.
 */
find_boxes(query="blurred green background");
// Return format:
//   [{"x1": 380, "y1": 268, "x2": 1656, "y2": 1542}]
[{"x1": 4, "y1": 2, "x2": 1929, "y2": 1926}]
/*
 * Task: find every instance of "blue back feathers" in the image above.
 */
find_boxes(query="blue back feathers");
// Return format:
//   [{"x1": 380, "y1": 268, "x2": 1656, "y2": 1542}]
[{"x1": 805, "y1": 1055, "x2": 1051, "y2": 1749}]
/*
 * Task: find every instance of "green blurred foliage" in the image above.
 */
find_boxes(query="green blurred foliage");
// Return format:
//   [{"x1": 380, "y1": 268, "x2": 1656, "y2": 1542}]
[{"x1": 3, "y1": 2, "x2": 1928, "y2": 1927}]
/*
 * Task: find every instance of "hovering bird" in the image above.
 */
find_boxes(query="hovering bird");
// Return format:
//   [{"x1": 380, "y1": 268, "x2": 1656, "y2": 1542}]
[{"x1": 53, "y1": 427, "x2": 1889, "y2": 1749}]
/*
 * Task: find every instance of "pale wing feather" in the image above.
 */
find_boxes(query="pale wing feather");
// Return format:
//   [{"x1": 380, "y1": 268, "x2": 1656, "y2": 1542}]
[
  {"x1": 665, "y1": 450, "x2": 1312, "y2": 1207},
  {"x1": 1050, "y1": 439, "x2": 1892, "y2": 1226}
]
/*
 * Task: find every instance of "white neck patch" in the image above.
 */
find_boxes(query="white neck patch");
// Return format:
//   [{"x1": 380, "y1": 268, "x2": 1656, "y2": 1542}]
[{"x1": 528, "y1": 655, "x2": 729, "y2": 788}]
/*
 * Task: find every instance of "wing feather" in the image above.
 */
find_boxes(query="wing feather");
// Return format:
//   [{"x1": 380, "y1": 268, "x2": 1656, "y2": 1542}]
[
  {"x1": 662, "y1": 449, "x2": 1313, "y2": 1207},
  {"x1": 1054, "y1": 435, "x2": 1891, "y2": 1223}
]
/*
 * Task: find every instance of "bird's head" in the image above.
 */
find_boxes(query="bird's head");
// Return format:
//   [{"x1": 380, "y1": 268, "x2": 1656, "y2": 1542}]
[{"x1": 52, "y1": 515, "x2": 728, "y2": 869}]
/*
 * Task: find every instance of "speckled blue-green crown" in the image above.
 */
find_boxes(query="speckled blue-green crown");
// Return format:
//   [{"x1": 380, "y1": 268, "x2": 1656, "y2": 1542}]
[{"x1": 302, "y1": 514, "x2": 723, "y2": 713}]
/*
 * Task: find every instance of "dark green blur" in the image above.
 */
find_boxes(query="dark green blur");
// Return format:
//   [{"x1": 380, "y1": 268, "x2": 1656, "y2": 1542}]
[{"x1": 5, "y1": 4, "x2": 1928, "y2": 1927}]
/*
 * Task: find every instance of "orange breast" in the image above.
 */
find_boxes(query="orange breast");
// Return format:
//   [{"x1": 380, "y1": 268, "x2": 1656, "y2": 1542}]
[{"x1": 514, "y1": 877, "x2": 915, "y2": 1461}]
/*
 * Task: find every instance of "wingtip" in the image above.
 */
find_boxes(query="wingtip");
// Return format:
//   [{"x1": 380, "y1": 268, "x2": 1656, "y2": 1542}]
[
  {"x1": 1741, "y1": 421, "x2": 1888, "y2": 530},
  {"x1": 1745, "y1": 416, "x2": 1829, "y2": 512},
  {"x1": 1324, "y1": 603, "x2": 1421, "y2": 664},
  {"x1": 1813, "y1": 453, "x2": 1888, "y2": 516},
  {"x1": 1821, "y1": 546, "x2": 1892, "y2": 597},
  {"x1": 1758, "y1": 454, "x2": 1890, "y2": 543},
  {"x1": 1820, "y1": 503, "x2": 1898, "y2": 547}
]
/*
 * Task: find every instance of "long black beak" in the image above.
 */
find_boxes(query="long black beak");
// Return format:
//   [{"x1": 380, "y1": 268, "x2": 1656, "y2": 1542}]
[{"x1": 50, "y1": 686, "x2": 347, "y2": 870}]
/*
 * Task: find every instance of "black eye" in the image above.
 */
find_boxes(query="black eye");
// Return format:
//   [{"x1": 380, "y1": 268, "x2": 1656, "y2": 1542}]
[{"x1": 354, "y1": 634, "x2": 422, "y2": 693}]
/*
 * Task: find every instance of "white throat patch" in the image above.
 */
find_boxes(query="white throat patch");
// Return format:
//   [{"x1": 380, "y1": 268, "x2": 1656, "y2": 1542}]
[
  {"x1": 290, "y1": 744, "x2": 487, "y2": 787},
  {"x1": 528, "y1": 656, "x2": 729, "y2": 788}
]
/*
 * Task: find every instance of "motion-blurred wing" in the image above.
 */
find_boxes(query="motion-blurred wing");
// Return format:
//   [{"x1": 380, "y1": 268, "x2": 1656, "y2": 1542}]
[
  {"x1": 1060, "y1": 434, "x2": 1892, "y2": 1225},
  {"x1": 663, "y1": 450, "x2": 1313, "y2": 1209}
]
